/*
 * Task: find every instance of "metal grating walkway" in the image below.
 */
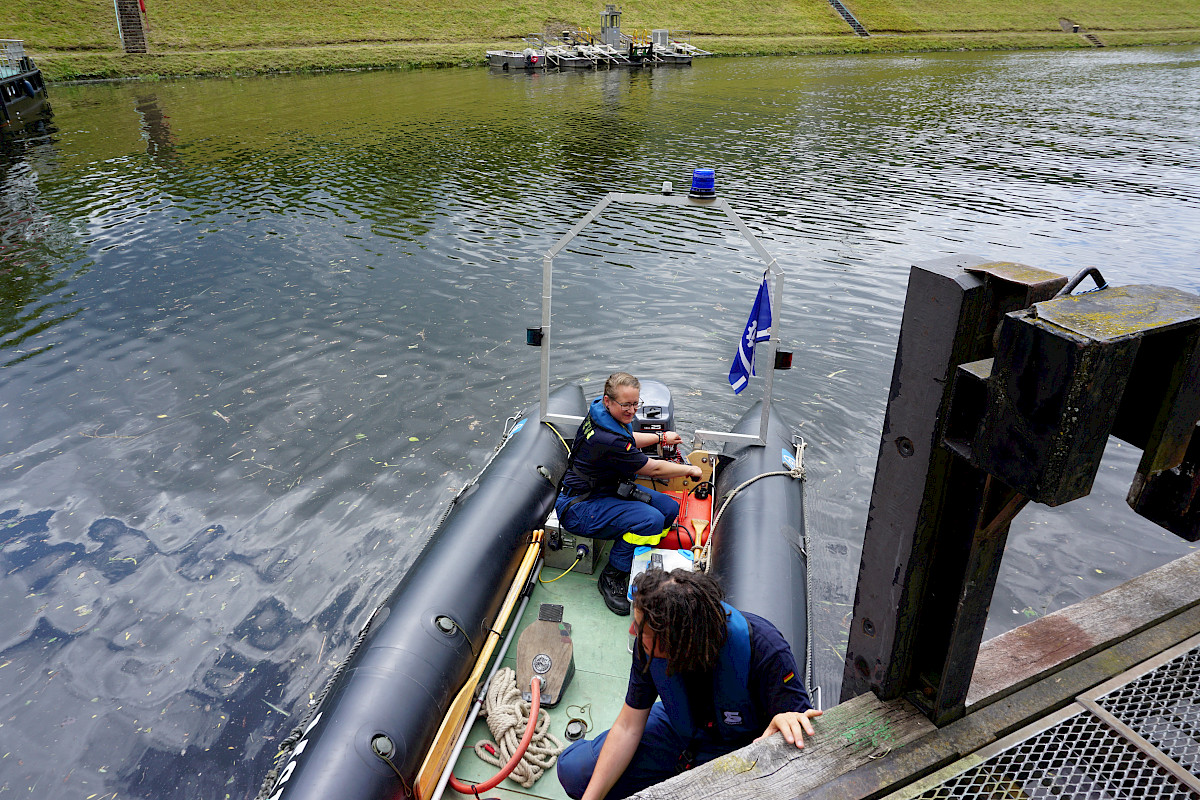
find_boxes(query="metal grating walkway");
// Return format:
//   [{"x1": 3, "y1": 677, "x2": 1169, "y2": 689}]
[{"x1": 890, "y1": 634, "x2": 1200, "y2": 799}]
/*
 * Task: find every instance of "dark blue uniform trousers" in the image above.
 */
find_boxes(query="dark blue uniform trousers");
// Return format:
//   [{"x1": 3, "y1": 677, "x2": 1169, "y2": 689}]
[
  {"x1": 556, "y1": 489, "x2": 680, "y2": 572},
  {"x1": 557, "y1": 703, "x2": 735, "y2": 800}
]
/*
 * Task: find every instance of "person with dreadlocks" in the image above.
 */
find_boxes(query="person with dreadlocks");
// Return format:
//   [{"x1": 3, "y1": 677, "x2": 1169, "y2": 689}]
[{"x1": 557, "y1": 569, "x2": 821, "y2": 800}]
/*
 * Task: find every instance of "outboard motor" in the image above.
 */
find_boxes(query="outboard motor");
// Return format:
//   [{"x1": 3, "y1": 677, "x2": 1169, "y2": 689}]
[
  {"x1": 633, "y1": 379, "x2": 675, "y2": 454},
  {"x1": 523, "y1": 47, "x2": 540, "y2": 68}
]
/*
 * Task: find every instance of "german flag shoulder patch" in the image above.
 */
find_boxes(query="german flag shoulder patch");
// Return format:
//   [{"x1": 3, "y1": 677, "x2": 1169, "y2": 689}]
[{"x1": 783, "y1": 671, "x2": 795, "y2": 684}]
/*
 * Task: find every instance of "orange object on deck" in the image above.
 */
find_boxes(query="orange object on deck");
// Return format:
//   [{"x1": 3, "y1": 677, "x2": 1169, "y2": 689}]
[{"x1": 654, "y1": 488, "x2": 711, "y2": 550}]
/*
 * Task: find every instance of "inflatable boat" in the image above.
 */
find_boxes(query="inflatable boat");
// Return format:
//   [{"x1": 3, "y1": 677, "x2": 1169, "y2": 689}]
[{"x1": 256, "y1": 175, "x2": 812, "y2": 800}]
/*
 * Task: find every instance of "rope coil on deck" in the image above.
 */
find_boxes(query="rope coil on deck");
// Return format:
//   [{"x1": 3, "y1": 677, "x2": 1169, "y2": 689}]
[{"x1": 473, "y1": 667, "x2": 563, "y2": 788}]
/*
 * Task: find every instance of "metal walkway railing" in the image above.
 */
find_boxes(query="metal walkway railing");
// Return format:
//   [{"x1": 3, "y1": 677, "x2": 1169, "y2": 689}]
[{"x1": 888, "y1": 634, "x2": 1200, "y2": 799}]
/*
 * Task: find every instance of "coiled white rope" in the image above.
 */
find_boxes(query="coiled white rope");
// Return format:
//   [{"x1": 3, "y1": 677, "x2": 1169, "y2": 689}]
[{"x1": 473, "y1": 667, "x2": 563, "y2": 788}]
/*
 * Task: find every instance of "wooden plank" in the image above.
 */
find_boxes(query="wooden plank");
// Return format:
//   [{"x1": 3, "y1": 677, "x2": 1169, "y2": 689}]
[
  {"x1": 967, "y1": 548, "x2": 1200, "y2": 707},
  {"x1": 516, "y1": 617, "x2": 574, "y2": 707},
  {"x1": 808, "y1": 601, "x2": 1200, "y2": 800},
  {"x1": 627, "y1": 577, "x2": 1200, "y2": 800},
  {"x1": 628, "y1": 693, "x2": 934, "y2": 800},
  {"x1": 413, "y1": 536, "x2": 544, "y2": 800}
]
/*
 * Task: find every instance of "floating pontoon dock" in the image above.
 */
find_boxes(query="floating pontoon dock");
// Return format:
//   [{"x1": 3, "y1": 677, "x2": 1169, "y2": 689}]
[{"x1": 486, "y1": 5, "x2": 710, "y2": 71}]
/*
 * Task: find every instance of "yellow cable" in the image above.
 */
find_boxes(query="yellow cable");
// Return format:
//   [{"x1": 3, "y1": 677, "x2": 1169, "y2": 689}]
[
  {"x1": 543, "y1": 420, "x2": 570, "y2": 454},
  {"x1": 538, "y1": 557, "x2": 581, "y2": 583}
]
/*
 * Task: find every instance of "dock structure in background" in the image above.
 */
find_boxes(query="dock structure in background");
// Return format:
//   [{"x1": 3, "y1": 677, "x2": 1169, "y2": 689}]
[
  {"x1": 487, "y1": 4, "x2": 710, "y2": 71},
  {"x1": 627, "y1": 258, "x2": 1200, "y2": 799}
]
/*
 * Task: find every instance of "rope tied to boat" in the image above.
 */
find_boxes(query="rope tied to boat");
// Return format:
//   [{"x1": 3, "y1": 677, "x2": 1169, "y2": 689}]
[
  {"x1": 696, "y1": 440, "x2": 807, "y2": 572},
  {"x1": 472, "y1": 667, "x2": 563, "y2": 788}
]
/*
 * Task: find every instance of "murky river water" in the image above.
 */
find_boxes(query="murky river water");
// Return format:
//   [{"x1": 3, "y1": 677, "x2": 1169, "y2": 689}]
[{"x1": 1, "y1": 46, "x2": 1198, "y2": 798}]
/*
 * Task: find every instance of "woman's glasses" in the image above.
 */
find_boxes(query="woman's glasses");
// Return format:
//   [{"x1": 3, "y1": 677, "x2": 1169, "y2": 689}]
[{"x1": 606, "y1": 396, "x2": 641, "y2": 411}]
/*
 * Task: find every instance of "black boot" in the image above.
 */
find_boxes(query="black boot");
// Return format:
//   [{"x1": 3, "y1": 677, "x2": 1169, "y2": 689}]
[{"x1": 597, "y1": 563, "x2": 631, "y2": 616}]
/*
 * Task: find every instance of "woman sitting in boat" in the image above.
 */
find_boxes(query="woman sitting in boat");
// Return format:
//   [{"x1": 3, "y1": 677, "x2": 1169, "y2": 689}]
[
  {"x1": 556, "y1": 568, "x2": 821, "y2": 799},
  {"x1": 556, "y1": 372, "x2": 702, "y2": 615}
]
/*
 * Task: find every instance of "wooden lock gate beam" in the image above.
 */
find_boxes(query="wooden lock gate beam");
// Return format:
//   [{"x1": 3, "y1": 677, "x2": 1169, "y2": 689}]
[{"x1": 841, "y1": 255, "x2": 1200, "y2": 725}]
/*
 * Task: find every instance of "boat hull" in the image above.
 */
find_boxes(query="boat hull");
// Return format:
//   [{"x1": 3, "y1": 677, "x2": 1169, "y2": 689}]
[
  {"x1": 267, "y1": 385, "x2": 584, "y2": 800},
  {"x1": 486, "y1": 50, "x2": 544, "y2": 70},
  {"x1": 0, "y1": 65, "x2": 50, "y2": 134},
  {"x1": 709, "y1": 402, "x2": 809, "y2": 664}
]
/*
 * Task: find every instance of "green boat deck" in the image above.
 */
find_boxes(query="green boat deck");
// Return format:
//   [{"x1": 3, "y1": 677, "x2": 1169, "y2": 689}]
[{"x1": 445, "y1": 543, "x2": 631, "y2": 800}]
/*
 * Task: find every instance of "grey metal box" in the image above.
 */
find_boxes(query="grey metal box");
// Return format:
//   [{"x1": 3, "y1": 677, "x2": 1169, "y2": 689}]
[{"x1": 543, "y1": 511, "x2": 602, "y2": 574}]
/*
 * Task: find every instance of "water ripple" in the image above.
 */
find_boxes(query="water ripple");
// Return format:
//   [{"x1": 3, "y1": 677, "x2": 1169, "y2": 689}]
[{"x1": 0, "y1": 47, "x2": 1198, "y2": 798}]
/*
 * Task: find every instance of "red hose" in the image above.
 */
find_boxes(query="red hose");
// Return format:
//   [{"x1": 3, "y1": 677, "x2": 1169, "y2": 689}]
[{"x1": 448, "y1": 677, "x2": 542, "y2": 795}]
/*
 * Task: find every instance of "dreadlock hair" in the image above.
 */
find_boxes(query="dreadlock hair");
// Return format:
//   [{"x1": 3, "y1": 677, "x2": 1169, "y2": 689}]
[{"x1": 632, "y1": 568, "x2": 728, "y2": 676}]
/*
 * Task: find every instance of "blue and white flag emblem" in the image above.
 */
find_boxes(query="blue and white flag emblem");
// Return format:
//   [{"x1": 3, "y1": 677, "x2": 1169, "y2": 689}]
[{"x1": 728, "y1": 272, "x2": 772, "y2": 394}]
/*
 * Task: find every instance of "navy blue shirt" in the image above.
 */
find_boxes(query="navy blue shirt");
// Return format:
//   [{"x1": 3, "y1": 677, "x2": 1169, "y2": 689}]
[
  {"x1": 561, "y1": 406, "x2": 648, "y2": 498},
  {"x1": 626, "y1": 611, "x2": 812, "y2": 736}
]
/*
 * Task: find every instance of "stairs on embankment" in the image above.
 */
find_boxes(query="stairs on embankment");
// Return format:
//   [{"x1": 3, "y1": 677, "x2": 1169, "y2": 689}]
[
  {"x1": 115, "y1": 0, "x2": 148, "y2": 53},
  {"x1": 1059, "y1": 18, "x2": 1107, "y2": 46},
  {"x1": 826, "y1": 0, "x2": 870, "y2": 37}
]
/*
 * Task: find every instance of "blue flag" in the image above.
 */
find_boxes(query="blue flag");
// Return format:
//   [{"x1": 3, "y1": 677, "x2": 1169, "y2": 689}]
[{"x1": 728, "y1": 273, "x2": 772, "y2": 394}]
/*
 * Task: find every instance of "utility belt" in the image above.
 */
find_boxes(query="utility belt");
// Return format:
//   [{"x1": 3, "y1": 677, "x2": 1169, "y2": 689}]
[
  {"x1": 559, "y1": 485, "x2": 593, "y2": 517},
  {"x1": 561, "y1": 478, "x2": 650, "y2": 504}
]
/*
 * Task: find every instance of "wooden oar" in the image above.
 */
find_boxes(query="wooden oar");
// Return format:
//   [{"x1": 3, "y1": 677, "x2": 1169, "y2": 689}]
[{"x1": 414, "y1": 529, "x2": 544, "y2": 799}]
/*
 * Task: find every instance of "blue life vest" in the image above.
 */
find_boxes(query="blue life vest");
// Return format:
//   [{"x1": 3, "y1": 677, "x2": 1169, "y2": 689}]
[
  {"x1": 650, "y1": 603, "x2": 756, "y2": 742},
  {"x1": 560, "y1": 397, "x2": 639, "y2": 497}
]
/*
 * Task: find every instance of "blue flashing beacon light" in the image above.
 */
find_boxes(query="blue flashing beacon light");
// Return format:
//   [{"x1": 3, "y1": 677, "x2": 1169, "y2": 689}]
[{"x1": 689, "y1": 168, "x2": 716, "y2": 197}]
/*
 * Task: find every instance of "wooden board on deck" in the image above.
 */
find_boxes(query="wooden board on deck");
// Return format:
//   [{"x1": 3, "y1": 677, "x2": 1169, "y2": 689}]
[
  {"x1": 968, "y1": 547, "x2": 1200, "y2": 707},
  {"x1": 516, "y1": 611, "x2": 575, "y2": 707}
]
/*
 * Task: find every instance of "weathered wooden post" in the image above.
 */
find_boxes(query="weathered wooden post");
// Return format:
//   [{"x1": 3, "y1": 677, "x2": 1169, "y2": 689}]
[
  {"x1": 842, "y1": 258, "x2": 1200, "y2": 725},
  {"x1": 838, "y1": 257, "x2": 1066, "y2": 724}
]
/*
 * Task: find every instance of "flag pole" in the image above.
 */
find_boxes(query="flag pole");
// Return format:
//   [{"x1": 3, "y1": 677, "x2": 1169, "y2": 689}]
[{"x1": 757, "y1": 263, "x2": 784, "y2": 445}]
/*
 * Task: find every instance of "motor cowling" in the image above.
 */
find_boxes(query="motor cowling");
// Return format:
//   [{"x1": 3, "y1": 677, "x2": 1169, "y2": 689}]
[{"x1": 633, "y1": 379, "x2": 675, "y2": 453}]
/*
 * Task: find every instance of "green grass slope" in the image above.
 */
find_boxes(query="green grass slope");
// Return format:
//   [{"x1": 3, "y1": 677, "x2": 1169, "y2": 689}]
[
  {"x1": 845, "y1": 0, "x2": 1200, "y2": 33},
  {"x1": 5, "y1": 0, "x2": 1200, "y2": 79},
  {"x1": 10, "y1": 0, "x2": 848, "y2": 50}
]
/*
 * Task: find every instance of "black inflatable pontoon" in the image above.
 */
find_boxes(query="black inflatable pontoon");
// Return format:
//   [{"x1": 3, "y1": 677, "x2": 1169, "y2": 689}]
[
  {"x1": 262, "y1": 385, "x2": 584, "y2": 800},
  {"x1": 709, "y1": 401, "x2": 809, "y2": 674}
]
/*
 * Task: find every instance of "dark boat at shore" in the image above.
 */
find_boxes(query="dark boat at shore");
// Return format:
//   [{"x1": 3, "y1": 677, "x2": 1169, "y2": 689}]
[{"x1": 1, "y1": 40, "x2": 50, "y2": 135}]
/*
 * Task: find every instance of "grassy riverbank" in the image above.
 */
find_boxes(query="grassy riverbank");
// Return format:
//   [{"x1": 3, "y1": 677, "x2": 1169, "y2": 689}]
[{"x1": 9, "y1": 0, "x2": 1200, "y2": 80}]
